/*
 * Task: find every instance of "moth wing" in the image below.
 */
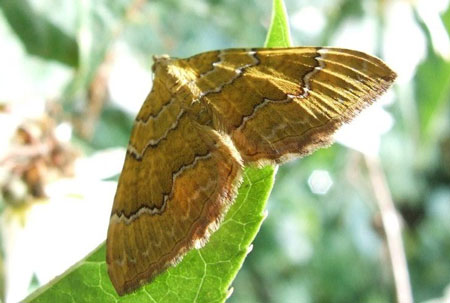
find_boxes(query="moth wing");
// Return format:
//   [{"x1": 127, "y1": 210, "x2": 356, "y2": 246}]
[
  {"x1": 192, "y1": 47, "x2": 396, "y2": 164},
  {"x1": 106, "y1": 83, "x2": 242, "y2": 295}
]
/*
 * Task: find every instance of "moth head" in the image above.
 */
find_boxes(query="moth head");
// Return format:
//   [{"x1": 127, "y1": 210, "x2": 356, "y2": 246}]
[{"x1": 152, "y1": 54, "x2": 171, "y2": 72}]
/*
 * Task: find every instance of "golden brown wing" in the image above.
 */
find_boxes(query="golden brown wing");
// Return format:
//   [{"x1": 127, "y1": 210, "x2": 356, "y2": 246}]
[
  {"x1": 106, "y1": 83, "x2": 242, "y2": 294},
  {"x1": 190, "y1": 47, "x2": 396, "y2": 163}
]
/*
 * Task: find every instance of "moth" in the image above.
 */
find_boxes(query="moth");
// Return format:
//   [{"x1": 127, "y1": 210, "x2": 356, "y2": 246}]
[{"x1": 106, "y1": 47, "x2": 396, "y2": 295}]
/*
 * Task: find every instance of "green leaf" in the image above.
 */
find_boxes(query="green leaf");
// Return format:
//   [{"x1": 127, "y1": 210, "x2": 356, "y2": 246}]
[
  {"x1": 0, "y1": 0, "x2": 79, "y2": 67},
  {"x1": 264, "y1": 0, "x2": 292, "y2": 48},
  {"x1": 23, "y1": 167, "x2": 275, "y2": 303},
  {"x1": 414, "y1": 7, "x2": 450, "y2": 139},
  {"x1": 415, "y1": 50, "x2": 450, "y2": 137},
  {"x1": 23, "y1": 1, "x2": 293, "y2": 302}
]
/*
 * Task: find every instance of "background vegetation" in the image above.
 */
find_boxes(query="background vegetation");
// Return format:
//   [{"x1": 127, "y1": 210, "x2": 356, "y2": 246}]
[{"x1": 0, "y1": 0, "x2": 449, "y2": 302}]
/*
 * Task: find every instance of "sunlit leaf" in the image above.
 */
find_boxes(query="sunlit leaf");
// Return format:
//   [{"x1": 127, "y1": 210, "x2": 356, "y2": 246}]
[{"x1": 0, "y1": 0, "x2": 78, "y2": 67}]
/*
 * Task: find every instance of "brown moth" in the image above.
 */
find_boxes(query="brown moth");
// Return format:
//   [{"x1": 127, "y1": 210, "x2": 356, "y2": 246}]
[{"x1": 106, "y1": 47, "x2": 396, "y2": 295}]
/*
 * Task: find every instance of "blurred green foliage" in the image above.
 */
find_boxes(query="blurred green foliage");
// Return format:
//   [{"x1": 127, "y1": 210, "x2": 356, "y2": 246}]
[
  {"x1": 0, "y1": 0, "x2": 78, "y2": 67},
  {"x1": 1, "y1": 0, "x2": 449, "y2": 302}
]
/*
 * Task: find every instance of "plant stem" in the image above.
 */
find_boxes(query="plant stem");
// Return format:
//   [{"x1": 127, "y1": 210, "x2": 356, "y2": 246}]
[{"x1": 365, "y1": 155, "x2": 413, "y2": 303}]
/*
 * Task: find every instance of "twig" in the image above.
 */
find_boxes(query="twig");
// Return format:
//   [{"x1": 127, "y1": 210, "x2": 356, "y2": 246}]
[
  {"x1": 76, "y1": 0, "x2": 146, "y2": 139},
  {"x1": 365, "y1": 155, "x2": 413, "y2": 303}
]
